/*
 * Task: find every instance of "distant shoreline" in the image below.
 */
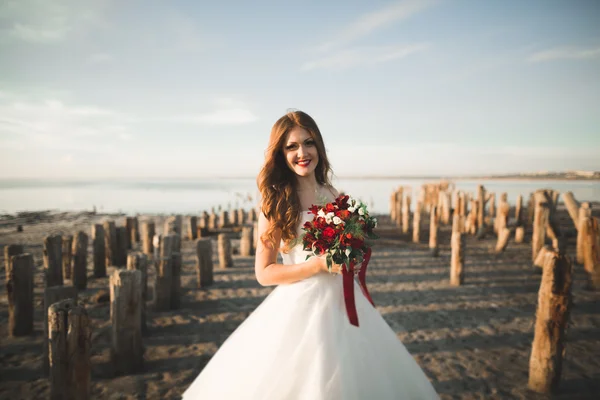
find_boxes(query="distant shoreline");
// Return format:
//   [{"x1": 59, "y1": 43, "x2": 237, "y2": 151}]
[{"x1": 334, "y1": 176, "x2": 600, "y2": 181}]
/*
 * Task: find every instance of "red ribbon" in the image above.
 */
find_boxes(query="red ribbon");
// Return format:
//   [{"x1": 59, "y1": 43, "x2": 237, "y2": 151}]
[{"x1": 342, "y1": 248, "x2": 375, "y2": 327}]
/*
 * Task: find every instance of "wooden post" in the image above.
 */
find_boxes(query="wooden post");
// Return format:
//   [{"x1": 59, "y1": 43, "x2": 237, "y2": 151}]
[
  {"x1": 218, "y1": 233, "x2": 233, "y2": 268},
  {"x1": 196, "y1": 238, "x2": 213, "y2": 287},
  {"x1": 7, "y1": 253, "x2": 34, "y2": 336},
  {"x1": 441, "y1": 192, "x2": 451, "y2": 225},
  {"x1": 200, "y1": 212, "x2": 209, "y2": 230},
  {"x1": 4, "y1": 244, "x2": 24, "y2": 279},
  {"x1": 110, "y1": 269, "x2": 143, "y2": 374},
  {"x1": 240, "y1": 225, "x2": 253, "y2": 256},
  {"x1": 582, "y1": 217, "x2": 600, "y2": 290},
  {"x1": 495, "y1": 197, "x2": 510, "y2": 237},
  {"x1": 395, "y1": 189, "x2": 403, "y2": 228},
  {"x1": 476, "y1": 185, "x2": 486, "y2": 232},
  {"x1": 488, "y1": 192, "x2": 496, "y2": 220},
  {"x1": 429, "y1": 206, "x2": 439, "y2": 257},
  {"x1": 188, "y1": 216, "x2": 198, "y2": 240},
  {"x1": 44, "y1": 234, "x2": 63, "y2": 287},
  {"x1": 43, "y1": 286, "x2": 78, "y2": 375},
  {"x1": 237, "y1": 209, "x2": 246, "y2": 228},
  {"x1": 562, "y1": 191, "x2": 580, "y2": 229},
  {"x1": 141, "y1": 221, "x2": 155, "y2": 256},
  {"x1": 209, "y1": 212, "x2": 218, "y2": 230},
  {"x1": 91, "y1": 224, "x2": 106, "y2": 278},
  {"x1": 103, "y1": 220, "x2": 117, "y2": 267},
  {"x1": 412, "y1": 201, "x2": 421, "y2": 243},
  {"x1": 390, "y1": 191, "x2": 398, "y2": 222},
  {"x1": 528, "y1": 252, "x2": 572, "y2": 393},
  {"x1": 62, "y1": 235, "x2": 73, "y2": 281},
  {"x1": 495, "y1": 227, "x2": 511, "y2": 253},
  {"x1": 115, "y1": 226, "x2": 128, "y2": 267},
  {"x1": 127, "y1": 253, "x2": 148, "y2": 333},
  {"x1": 532, "y1": 192, "x2": 550, "y2": 262},
  {"x1": 48, "y1": 299, "x2": 91, "y2": 400},
  {"x1": 515, "y1": 194, "x2": 523, "y2": 227},
  {"x1": 219, "y1": 210, "x2": 229, "y2": 229},
  {"x1": 164, "y1": 215, "x2": 182, "y2": 237},
  {"x1": 248, "y1": 208, "x2": 257, "y2": 223},
  {"x1": 515, "y1": 226, "x2": 525, "y2": 244},
  {"x1": 154, "y1": 235, "x2": 174, "y2": 311},
  {"x1": 72, "y1": 231, "x2": 88, "y2": 290},
  {"x1": 526, "y1": 193, "x2": 535, "y2": 227},
  {"x1": 170, "y1": 251, "x2": 182, "y2": 309},
  {"x1": 402, "y1": 194, "x2": 411, "y2": 234},
  {"x1": 533, "y1": 246, "x2": 553, "y2": 269},
  {"x1": 576, "y1": 203, "x2": 592, "y2": 264},
  {"x1": 450, "y1": 215, "x2": 465, "y2": 286},
  {"x1": 124, "y1": 217, "x2": 135, "y2": 249}
]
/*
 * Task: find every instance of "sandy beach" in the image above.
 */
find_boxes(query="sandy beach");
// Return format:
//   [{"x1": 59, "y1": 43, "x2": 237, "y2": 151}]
[{"x1": 0, "y1": 207, "x2": 599, "y2": 399}]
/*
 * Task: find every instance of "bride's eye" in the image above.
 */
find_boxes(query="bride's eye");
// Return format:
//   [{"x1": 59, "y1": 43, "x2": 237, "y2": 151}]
[
  {"x1": 285, "y1": 143, "x2": 298, "y2": 150},
  {"x1": 305, "y1": 139, "x2": 315, "y2": 146}
]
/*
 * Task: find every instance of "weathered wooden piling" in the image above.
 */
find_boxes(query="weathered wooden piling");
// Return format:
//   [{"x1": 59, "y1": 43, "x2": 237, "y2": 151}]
[
  {"x1": 240, "y1": 225, "x2": 254, "y2": 256},
  {"x1": 4, "y1": 244, "x2": 24, "y2": 279},
  {"x1": 7, "y1": 253, "x2": 34, "y2": 336},
  {"x1": 72, "y1": 231, "x2": 88, "y2": 290},
  {"x1": 103, "y1": 220, "x2": 118, "y2": 267},
  {"x1": 43, "y1": 286, "x2": 78, "y2": 375},
  {"x1": 110, "y1": 269, "x2": 143, "y2": 374},
  {"x1": 188, "y1": 216, "x2": 198, "y2": 240},
  {"x1": 515, "y1": 194, "x2": 523, "y2": 227},
  {"x1": 48, "y1": 299, "x2": 91, "y2": 400},
  {"x1": 429, "y1": 206, "x2": 439, "y2": 257},
  {"x1": 390, "y1": 191, "x2": 398, "y2": 222},
  {"x1": 402, "y1": 194, "x2": 411, "y2": 234},
  {"x1": 141, "y1": 221, "x2": 155, "y2": 256},
  {"x1": 44, "y1": 234, "x2": 63, "y2": 287},
  {"x1": 395, "y1": 188, "x2": 403, "y2": 228},
  {"x1": 219, "y1": 211, "x2": 229, "y2": 229},
  {"x1": 91, "y1": 224, "x2": 106, "y2": 278},
  {"x1": 171, "y1": 251, "x2": 182, "y2": 309},
  {"x1": 115, "y1": 226, "x2": 128, "y2": 267},
  {"x1": 528, "y1": 251, "x2": 572, "y2": 393},
  {"x1": 62, "y1": 235, "x2": 73, "y2": 280},
  {"x1": 218, "y1": 233, "x2": 233, "y2": 268},
  {"x1": 532, "y1": 192, "x2": 550, "y2": 262},
  {"x1": 154, "y1": 235, "x2": 175, "y2": 311},
  {"x1": 582, "y1": 216, "x2": 600, "y2": 290},
  {"x1": 562, "y1": 191, "x2": 580, "y2": 229},
  {"x1": 576, "y1": 203, "x2": 592, "y2": 264},
  {"x1": 515, "y1": 226, "x2": 525, "y2": 244},
  {"x1": 127, "y1": 252, "x2": 148, "y2": 332},
  {"x1": 238, "y1": 209, "x2": 246, "y2": 228},
  {"x1": 209, "y1": 212, "x2": 218, "y2": 230},
  {"x1": 495, "y1": 227, "x2": 511, "y2": 253},
  {"x1": 196, "y1": 238, "x2": 213, "y2": 287},
  {"x1": 450, "y1": 214, "x2": 465, "y2": 286},
  {"x1": 412, "y1": 201, "x2": 422, "y2": 244}
]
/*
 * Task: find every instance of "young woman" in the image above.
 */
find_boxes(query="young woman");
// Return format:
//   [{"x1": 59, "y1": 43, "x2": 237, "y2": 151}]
[{"x1": 182, "y1": 110, "x2": 439, "y2": 399}]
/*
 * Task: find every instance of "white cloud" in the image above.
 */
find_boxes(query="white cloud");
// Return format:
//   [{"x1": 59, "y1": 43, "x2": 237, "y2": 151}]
[
  {"x1": 317, "y1": 0, "x2": 437, "y2": 52},
  {"x1": 528, "y1": 46, "x2": 600, "y2": 63},
  {"x1": 0, "y1": 0, "x2": 111, "y2": 44},
  {"x1": 302, "y1": 43, "x2": 429, "y2": 71},
  {"x1": 163, "y1": 108, "x2": 259, "y2": 125}
]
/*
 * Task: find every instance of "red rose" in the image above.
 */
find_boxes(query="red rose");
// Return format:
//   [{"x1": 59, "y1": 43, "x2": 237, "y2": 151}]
[{"x1": 322, "y1": 227, "x2": 336, "y2": 240}]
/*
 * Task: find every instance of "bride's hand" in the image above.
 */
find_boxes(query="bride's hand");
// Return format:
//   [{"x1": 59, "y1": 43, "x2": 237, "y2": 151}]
[{"x1": 315, "y1": 254, "x2": 342, "y2": 275}]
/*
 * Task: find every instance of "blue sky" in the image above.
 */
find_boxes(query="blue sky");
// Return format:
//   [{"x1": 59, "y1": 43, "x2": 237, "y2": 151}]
[{"x1": 0, "y1": 0, "x2": 599, "y2": 179}]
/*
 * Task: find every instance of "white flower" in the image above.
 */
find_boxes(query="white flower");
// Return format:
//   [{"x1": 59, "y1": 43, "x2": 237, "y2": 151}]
[
  {"x1": 318, "y1": 209, "x2": 325, "y2": 218},
  {"x1": 326, "y1": 212, "x2": 334, "y2": 218},
  {"x1": 325, "y1": 216, "x2": 332, "y2": 224},
  {"x1": 345, "y1": 248, "x2": 351, "y2": 257},
  {"x1": 333, "y1": 216, "x2": 343, "y2": 225},
  {"x1": 373, "y1": 217, "x2": 378, "y2": 227},
  {"x1": 358, "y1": 207, "x2": 365, "y2": 216},
  {"x1": 348, "y1": 206, "x2": 356, "y2": 213}
]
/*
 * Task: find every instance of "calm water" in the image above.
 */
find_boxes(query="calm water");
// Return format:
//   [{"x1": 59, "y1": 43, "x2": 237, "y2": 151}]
[{"x1": 1, "y1": 178, "x2": 599, "y2": 215}]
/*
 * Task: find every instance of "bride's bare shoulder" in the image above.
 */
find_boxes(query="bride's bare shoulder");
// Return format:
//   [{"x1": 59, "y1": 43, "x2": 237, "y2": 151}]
[{"x1": 323, "y1": 183, "x2": 340, "y2": 199}]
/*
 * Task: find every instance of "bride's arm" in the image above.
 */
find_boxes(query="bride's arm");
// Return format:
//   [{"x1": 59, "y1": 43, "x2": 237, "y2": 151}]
[{"x1": 254, "y1": 212, "x2": 324, "y2": 286}]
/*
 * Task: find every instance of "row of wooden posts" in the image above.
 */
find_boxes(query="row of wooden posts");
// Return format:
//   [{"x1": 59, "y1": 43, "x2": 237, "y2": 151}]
[
  {"x1": 390, "y1": 183, "x2": 599, "y2": 394},
  {"x1": 4, "y1": 208, "x2": 259, "y2": 400}
]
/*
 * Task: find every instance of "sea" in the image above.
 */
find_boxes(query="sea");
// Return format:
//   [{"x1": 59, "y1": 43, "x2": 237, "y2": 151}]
[{"x1": 1, "y1": 178, "x2": 599, "y2": 216}]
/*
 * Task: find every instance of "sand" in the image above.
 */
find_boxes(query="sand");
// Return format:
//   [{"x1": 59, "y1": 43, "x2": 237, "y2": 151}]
[{"x1": 0, "y1": 208, "x2": 599, "y2": 400}]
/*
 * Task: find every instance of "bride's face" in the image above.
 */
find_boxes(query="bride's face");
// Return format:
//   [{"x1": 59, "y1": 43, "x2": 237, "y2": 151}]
[{"x1": 283, "y1": 127, "x2": 319, "y2": 178}]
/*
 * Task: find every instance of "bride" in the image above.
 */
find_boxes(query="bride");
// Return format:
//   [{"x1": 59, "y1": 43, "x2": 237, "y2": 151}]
[{"x1": 182, "y1": 110, "x2": 439, "y2": 399}]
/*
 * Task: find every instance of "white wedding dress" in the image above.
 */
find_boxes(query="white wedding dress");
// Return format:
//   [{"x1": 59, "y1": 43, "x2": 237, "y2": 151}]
[{"x1": 183, "y1": 212, "x2": 439, "y2": 399}]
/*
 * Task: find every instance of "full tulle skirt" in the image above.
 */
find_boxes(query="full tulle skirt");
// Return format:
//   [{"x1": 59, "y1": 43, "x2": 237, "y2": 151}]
[{"x1": 182, "y1": 273, "x2": 439, "y2": 399}]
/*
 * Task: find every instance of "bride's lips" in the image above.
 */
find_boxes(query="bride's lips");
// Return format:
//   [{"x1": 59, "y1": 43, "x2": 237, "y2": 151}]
[{"x1": 296, "y1": 159, "x2": 311, "y2": 167}]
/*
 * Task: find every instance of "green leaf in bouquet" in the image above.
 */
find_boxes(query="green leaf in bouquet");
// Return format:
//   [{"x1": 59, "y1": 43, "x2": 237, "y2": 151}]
[{"x1": 326, "y1": 253, "x2": 333, "y2": 273}]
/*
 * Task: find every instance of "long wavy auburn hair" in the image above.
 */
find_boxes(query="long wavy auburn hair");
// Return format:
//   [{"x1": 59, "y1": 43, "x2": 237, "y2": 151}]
[{"x1": 257, "y1": 110, "x2": 333, "y2": 251}]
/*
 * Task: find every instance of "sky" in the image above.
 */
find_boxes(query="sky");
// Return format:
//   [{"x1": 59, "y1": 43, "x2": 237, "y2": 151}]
[{"x1": 0, "y1": 0, "x2": 599, "y2": 179}]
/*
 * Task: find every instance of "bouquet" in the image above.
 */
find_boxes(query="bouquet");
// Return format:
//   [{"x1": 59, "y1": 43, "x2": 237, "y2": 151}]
[{"x1": 301, "y1": 194, "x2": 379, "y2": 326}]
